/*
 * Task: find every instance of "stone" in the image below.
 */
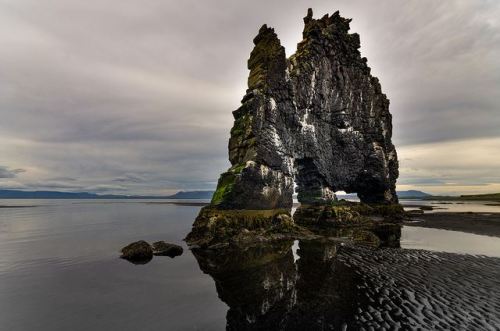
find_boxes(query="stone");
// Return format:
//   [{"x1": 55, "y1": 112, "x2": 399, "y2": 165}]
[
  {"x1": 211, "y1": 9, "x2": 398, "y2": 210},
  {"x1": 185, "y1": 207, "x2": 299, "y2": 248},
  {"x1": 152, "y1": 241, "x2": 183, "y2": 257},
  {"x1": 293, "y1": 202, "x2": 405, "y2": 228},
  {"x1": 120, "y1": 240, "x2": 153, "y2": 263}
]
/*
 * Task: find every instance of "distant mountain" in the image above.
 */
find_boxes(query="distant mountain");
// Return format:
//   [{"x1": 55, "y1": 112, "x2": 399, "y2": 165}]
[
  {"x1": 0, "y1": 189, "x2": 214, "y2": 199},
  {"x1": 0, "y1": 190, "x2": 106, "y2": 199},
  {"x1": 423, "y1": 192, "x2": 500, "y2": 202},
  {"x1": 0, "y1": 189, "x2": 157, "y2": 199},
  {"x1": 0, "y1": 189, "x2": 429, "y2": 200},
  {"x1": 166, "y1": 191, "x2": 214, "y2": 199},
  {"x1": 396, "y1": 190, "x2": 432, "y2": 198}
]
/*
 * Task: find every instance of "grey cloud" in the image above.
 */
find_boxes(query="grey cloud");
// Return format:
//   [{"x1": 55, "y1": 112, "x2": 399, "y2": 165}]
[
  {"x1": 84, "y1": 185, "x2": 128, "y2": 193},
  {"x1": 111, "y1": 174, "x2": 148, "y2": 183},
  {"x1": 23, "y1": 181, "x2": 83, "y2": 190},
  {"x1": 47, "y1": 177, "x2": 78, "y2": 182},
  {"x1": 0, "y1": 166, "x2": 26, "y2": 178},
  {"x1": 0, "y1": 0, "x2": 499, "y2": 194}
]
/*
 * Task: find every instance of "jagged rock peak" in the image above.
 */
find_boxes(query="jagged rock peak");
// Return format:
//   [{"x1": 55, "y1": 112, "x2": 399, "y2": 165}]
[
  {"x1": 304, "y1": 8, "x2": 314, "y2": 23},
  {"x1": 247, "y1": 24, "x2": 286, "y2": 91}
]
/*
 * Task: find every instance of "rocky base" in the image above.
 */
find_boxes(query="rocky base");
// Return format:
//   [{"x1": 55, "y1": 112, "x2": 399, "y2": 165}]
[
  {"x1": 185, "y1": 202, "x2": 404, "y2": 249},
  {"x1": 294, "y1": 201, "x2": 405, "y2": 228},
  {"x1": 185, "y1": 206, "x2": 310, "y2": 248}
]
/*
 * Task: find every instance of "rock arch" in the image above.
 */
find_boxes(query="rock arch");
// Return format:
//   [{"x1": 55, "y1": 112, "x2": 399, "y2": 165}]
[{"x1": 211, "y1": 9, "x2": 398, "y2": 210}]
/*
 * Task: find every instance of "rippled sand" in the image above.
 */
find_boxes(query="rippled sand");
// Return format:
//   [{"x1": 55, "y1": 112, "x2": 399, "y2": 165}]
[{"x1": 340, "y1": 246, "x2": 500, "y2": 330}]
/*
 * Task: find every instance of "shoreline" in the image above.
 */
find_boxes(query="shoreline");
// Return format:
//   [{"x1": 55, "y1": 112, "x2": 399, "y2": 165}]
[{"x1": 405, "y1": 212, "x2": 500, "y2": 237}]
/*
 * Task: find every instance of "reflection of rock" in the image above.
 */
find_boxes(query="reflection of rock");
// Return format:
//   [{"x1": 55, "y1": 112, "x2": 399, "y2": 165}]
[
  {"x1": 120, "y1": 240, "x2": 153, "y2": 264},
  {"x1": 210, "y1": 8, "x2": 398, "y2": 210},
  {"x1": 192, "y1": 241, "x2": 299, "y2": 330},
  {"x1": 192, "y1": 239, "x2": 369, "y2": 329},
  {"x1": 152, "y1": 241, "x2": 183, "y2": 257},
  {"x1": 289, "y1": 241, "x2": 365, "y2": 329},
  {"x1": 192, "y1": 235, "x2": 500, "y2": 329},
  {"x1": 191, "y1": 229, "x2": 397, "y2": 329}
]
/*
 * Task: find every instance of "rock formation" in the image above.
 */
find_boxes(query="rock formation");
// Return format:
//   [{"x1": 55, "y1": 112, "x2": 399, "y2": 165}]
[
  {"x1": 212, "y1": 9, "x2": 398, "y2": 209},
  {"x1": 120, "y1": 240, "x2": 153, "y2": 264},
  {"x1": 120, "y1": 240, "x2": 183, "y2": 264},
  {"x1": 152, "y1": 241, "x2": 183, "y2": 257}
]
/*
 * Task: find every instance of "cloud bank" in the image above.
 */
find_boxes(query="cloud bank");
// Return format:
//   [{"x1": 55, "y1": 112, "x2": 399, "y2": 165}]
[{"x1": 0, "y1": 0, "x2": 499, "y2": 195}]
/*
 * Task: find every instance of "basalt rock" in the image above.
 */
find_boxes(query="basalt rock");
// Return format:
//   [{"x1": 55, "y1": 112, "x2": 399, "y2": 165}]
[
  {"x1": 212, "y1": 9, "x2": 398, "y2": 210},
  {"x1": 120, "y1": 240, "x2": 153, "y2": 264},
  {"x1": 293, "y1": 201, "x2": 405, "y2": 228},
  {"x1": 185, "y1": 207, "x2": 311, "y2": 248},
  {"x1": 152, "y1": 241, "x2": 184, "y2": 257}
]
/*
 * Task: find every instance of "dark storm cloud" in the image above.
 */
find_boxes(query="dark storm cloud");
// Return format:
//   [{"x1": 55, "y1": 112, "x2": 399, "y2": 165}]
[{"x1": 0, "y1": 0, "x2": 499, "y2": 194}]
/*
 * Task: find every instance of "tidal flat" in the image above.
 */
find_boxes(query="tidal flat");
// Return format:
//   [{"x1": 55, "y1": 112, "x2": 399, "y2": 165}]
[{"x1": 0, "y1": 199, "x2": 499, "y2": 330}]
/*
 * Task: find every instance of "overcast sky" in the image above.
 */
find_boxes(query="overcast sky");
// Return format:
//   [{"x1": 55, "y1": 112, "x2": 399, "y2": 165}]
[{"x1": 0, "y1": 0, "x2": 499, "y2": 195}]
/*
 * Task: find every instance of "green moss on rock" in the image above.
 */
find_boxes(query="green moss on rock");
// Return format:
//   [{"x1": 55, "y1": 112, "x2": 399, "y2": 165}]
[
  {"x1": 185, "y1": 207, "x2": 294, "y2": 247},
  {"x1": 230, "y1": 113, "x2": 253, "y2": 138},
  {"x1": 210, "y1": 163, "x2": 250, "y2": 206},
  {"x1": 211, "y1": 172, "x2": 237, "y2": 206}
]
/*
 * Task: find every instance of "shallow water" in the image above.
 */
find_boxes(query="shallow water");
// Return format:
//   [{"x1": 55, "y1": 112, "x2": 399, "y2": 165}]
[
  {"x1": 401, "y1": 226, "x2": 500, "y2": 257},
  {"x1": 1, "y1": 199, "x2": 499, "y2": 330},
  {"x1": 401, "y1": 199, "x2": 500, "y2": 213}
]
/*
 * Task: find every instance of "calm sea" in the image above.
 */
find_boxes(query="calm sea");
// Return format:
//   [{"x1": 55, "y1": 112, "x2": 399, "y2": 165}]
[{"x1": 1, "y1": 199, "x2": 499, "y2": 330}]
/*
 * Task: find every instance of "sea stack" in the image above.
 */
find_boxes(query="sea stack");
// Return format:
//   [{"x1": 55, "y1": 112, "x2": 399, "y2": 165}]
[{"x1": 187, "y1": 9, "x2": 400, "y2": 246}]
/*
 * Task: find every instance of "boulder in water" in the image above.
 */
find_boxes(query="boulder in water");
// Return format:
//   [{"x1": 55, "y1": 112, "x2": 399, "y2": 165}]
[
  {"x1": 152, "y1": 241, "x2": 183, "y2": 258},
  {"x1": 120, "y1": 240, "x2": 153, "y2": 263}
]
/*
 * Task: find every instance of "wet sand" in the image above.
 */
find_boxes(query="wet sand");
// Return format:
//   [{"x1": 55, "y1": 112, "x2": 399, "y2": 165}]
[
  {"x1": 340, "y1": 245, "x2": 500, "y2": 330},
  {"x1": 406, "y1": 212, "x2": 500, "y2": 237}
]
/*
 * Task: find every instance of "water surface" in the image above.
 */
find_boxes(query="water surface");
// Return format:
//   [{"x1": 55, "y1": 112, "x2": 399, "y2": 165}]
[
  {"x1": 1, "y1": 199, "x2": 499, "y2": 330},
  {"x1": 0, "y1": 199, "x2": 227, "y2": 331}
]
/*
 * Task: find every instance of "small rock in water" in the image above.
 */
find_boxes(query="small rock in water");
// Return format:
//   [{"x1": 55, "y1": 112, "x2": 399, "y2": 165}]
[
  {"x1": 152, "y1": 241, "x2": 183, "y2": 258},
  {"x1": 120, "y1": 240, "x2": 153, "y2": 264}
]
